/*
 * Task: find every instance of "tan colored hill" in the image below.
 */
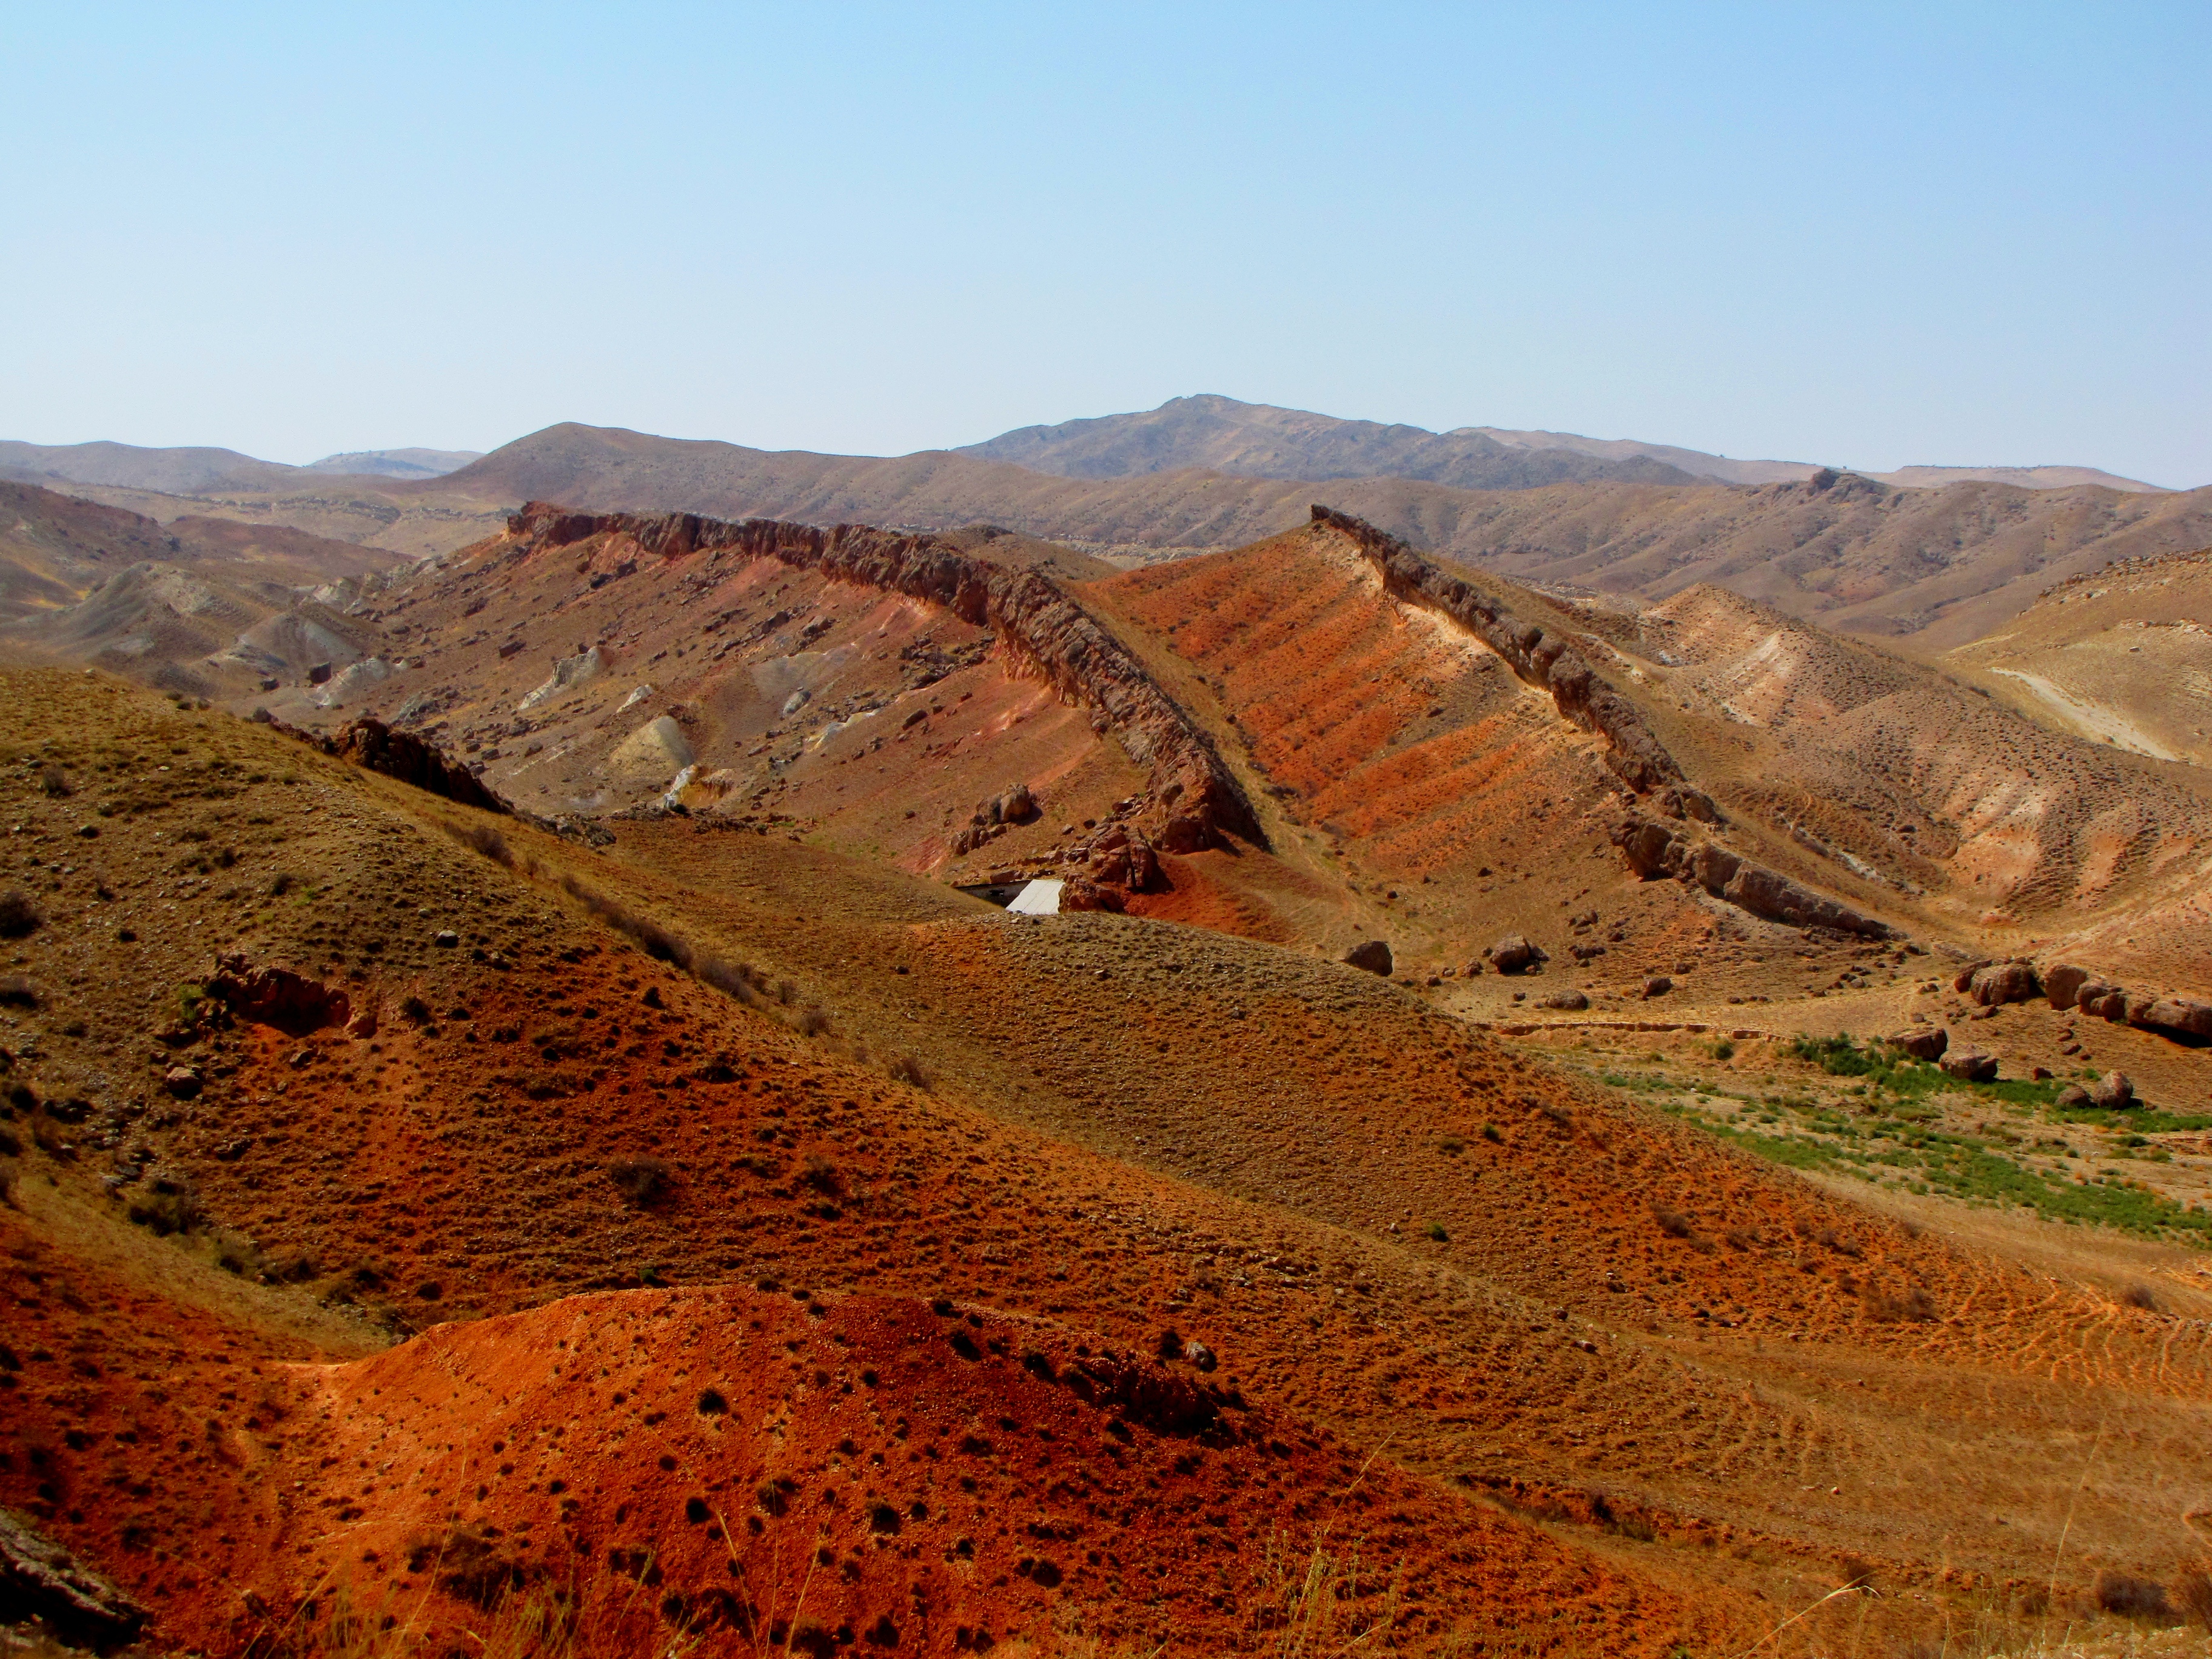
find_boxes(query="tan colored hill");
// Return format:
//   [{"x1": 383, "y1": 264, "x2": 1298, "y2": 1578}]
[
  {"x1": 957, "y1": 394, "x2": 1701, "y2": 487},
  {"x1": 1946, "y1": 545, "x2": 2212, "y2": 773},
  {"x1": 0, "y1": 479, "x2": 389, "y2": 622},
  {"x1": 1873, "y1": 463, "x2": 2168, "y2": 493},
  {"x1": 3, "y1": 668, "x2": 2210, "y2": 1657},
  {"x1": 39, "y1": 426, "x2": 2212, "y2": 650}
]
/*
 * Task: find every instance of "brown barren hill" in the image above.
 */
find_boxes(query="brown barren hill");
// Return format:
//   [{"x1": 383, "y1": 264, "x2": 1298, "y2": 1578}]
[
  {"x1": 42, "y1": 420, "x2": 2209, "y2": 650},
  {"x1": 1, "y1": 669, "x2": 2209, "y2": 1655}
]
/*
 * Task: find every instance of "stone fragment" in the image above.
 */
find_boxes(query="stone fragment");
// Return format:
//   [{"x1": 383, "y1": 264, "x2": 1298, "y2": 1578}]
[
  {"x1": 1487, "y1": 935, "x2": 1547, "y2": 975},
  {"x1": 2087, "y1": 1071, "x2": 2135, "y2": 1109},
  {"x1": 1966, "y1": 960, "x2": 2040, "y2": 1007},
  {"x1": 1889, "y1": 1027, "x2": 1948, "y2": 1061},
  {"x1": 1939, "y1": 1048, "x2": 1998, "y2": 1082}
]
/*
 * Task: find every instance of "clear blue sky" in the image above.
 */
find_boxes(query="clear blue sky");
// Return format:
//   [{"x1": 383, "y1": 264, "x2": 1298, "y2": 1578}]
[{"x1": 5, "y1": 2, "x2": 2208, "y2": 484}]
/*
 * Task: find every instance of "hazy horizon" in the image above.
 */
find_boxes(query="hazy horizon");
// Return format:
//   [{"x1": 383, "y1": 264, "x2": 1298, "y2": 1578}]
[{"x1": 5, "y1": 4, "x2": 2207, "y2": 486}]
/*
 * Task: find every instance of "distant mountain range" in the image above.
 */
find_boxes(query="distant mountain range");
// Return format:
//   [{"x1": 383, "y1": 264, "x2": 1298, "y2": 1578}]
[
  {"x1": 0, "y1": 440, "x2": 481, "y2": 494},
  {"x1": 2, "y1": 401, "x2": 2167, "y2": 501},
  {"x1": 957, "y1": 395, "x2": 2168, "y2": 494}
]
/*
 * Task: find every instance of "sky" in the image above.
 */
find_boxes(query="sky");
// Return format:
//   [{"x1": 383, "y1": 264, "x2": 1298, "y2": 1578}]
[{"x1": 4, "y1": 2, "x2": 2208, "y2": 484}]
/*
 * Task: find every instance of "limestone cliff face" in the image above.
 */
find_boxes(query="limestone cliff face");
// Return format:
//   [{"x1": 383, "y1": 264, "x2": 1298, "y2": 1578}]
[
  {"x1": 504, "y1": 504, "x2": 1262, "y2": 852},
  {"x1": 1310, "y1": 505, "x2": 1695, "y2": 800}
]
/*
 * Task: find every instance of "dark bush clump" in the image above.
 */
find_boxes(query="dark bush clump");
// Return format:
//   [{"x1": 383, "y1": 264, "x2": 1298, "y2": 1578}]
[
  {"x1": 2122, "y1": 1284, "x2": 2160, "y2": 1311},
  {"x1": 609, "y1": 1157, "x2": 671, "y2": 1207},
  {"x1": 2094, "y1": 1571, "x2": 2171, "y2": 1619},
  {"x1": 1652, "y1": 1205, "x2": 1695, "y2": 1239},
  {"x1": 0, "y1": 891, "x2": 42, "y2": 939},
  {"x1": 798, "y1": 1153, "x2": 840, "y2": 1196}
]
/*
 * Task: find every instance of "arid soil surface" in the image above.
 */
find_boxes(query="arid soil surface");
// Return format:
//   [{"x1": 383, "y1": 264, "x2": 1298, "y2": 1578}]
[
  {"x1": 2, "y1": 486, "x2": 2210, "y2": 1658},
  {"x1": 0, "y1": 666, "x2": 2209, "y2": 1657}
]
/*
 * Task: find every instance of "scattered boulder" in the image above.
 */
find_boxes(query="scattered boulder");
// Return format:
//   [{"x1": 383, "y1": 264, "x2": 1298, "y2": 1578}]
[
  {"x1": 207, "y1": 953, "x2": 352, "y2": 1036},
  {"x1": 2054, "y1": 1084, "x2": 2091, "y2": 1108},
  {"x1": 1951, "y1": 960, "x2": 1993, "y2": 994},
  {"x1": 163, "y1": 1066, "x2": 203, "y2": 1099},
  {"x1": 2042, "y1": 963, "x2": 2093, "y2": 1011},
  {"x1": 1056, "y1": 876, "x2": 1125, "y2": 914},
  {"x1": 1966, "y1": 960, "x2": 2040, "y2": 1007},
  {"x1": 2088, "y1": 1071, "x2": 2135, "y2": 1109},
  {"x1": 1939, "y1": 1048, "x2": 1998, "y2": 1082},
  {"x1": 1181, "y1": 1339, "x2": 1218, "y2": 1373},
  {"x1": 1343, "y1": 940, "x2": 1394, "y2": 977},
  {"x1": 1890, "y1": 1027, "x2": 1948, "y2": 1062},
  {"x1": 1487, "y1": 936, "x2": 1547, "y2": 975},
  {"x1": 2077, "y1": 981, "x2": 2128, "y2": 1021},
  {"x1": 1641, "y1": 976, "x2": 1672, "y2": 999},
  {"x1": 972, "y1": 783, "x2": 1039, "y2": 831},
  {"x1": 1538, "y1": 991, "x2": 1589, "y2": 1011}
]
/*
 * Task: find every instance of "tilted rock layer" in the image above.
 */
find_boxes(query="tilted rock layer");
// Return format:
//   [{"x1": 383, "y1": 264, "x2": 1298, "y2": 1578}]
[{"x1": 506, "y1": 503, "x2": 1261, "y2": 853}]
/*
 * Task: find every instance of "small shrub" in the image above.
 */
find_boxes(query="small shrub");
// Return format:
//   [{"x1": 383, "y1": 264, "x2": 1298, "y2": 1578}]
[
  {"x1": 609, "y1": 1158, "x2": 670, "y2": 1208},
  {"x1": 1653, "y1": 1205, "x2": 1695, "y2": 1239},
  {"x1": 39, "y1": 763, "x2": 72, "y2": 798},
  {"x1": 2122, "y1": 1284, "x2": 2160, "y2": 1311},
  {"x1": 798, "y1": 1153, "x2": 840, "y2": 1195},
  {"x1": 2094, "y1": 1570, "x2": 2171, "y2": 1619},
  {"x1": 127, "y1": 1186, "x2": 203, "y2": 1236},
  {"x1": 696, "y1": 1387, "x2": 727, "y2": 1416},
  {"x1": 796, "y1": 1005, "x2": 829, "y2": 1037},
  {"x1": 1481, "y1": 1123, "x2": 1501, "y2": 1143},
  {"x1": 1425, "y1": 1220, "x2": 1449, "y2": 1242},
  {"x1": 400, "y1": 994, "x2": 432, "y2": 1024},
  {"x1": 1712, "y1": 1039, "x2": 1736, "y2": 1061},
  {"x1": 1438, "y1": 1137, "x2": 1464, "y2": 1156},
  {"x1": 0, "y1": 890, "x2": 42, "y2": 939},
  {"x1": 1868, "y1": 1286, "x2": 1937, "y2": 1322},
  {"x1": 2174, "y1": 1568, "x2": 2212, "y2": 1633},
  {"x1": 886, "y1": 1052, "x2": 931, "y2": 1090}
]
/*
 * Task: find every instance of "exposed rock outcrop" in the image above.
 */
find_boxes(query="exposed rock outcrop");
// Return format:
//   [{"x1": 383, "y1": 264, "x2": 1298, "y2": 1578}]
[
  {"x1": 1312, "y1": 506, "x2": 1706, "y2": 805},
  {"x1": 1612, "y1": 816, "x2": 1894, "y2": 939},
  {"x1": 0, "y1": 1507, "x2": 149, "y2": 1650},
  {"x1": 206, "y1": 953, "x2": 352, "y2": 1036},
  {"x1": 505, "y1": 504, "x2": 1262, "y2": 853},
  {"x1": 323, "y1": 717, "x2": 508, "y2": 813},
  {"x1": 2088, "y1": 1070, "x2": 2136, "y2": 1108}
]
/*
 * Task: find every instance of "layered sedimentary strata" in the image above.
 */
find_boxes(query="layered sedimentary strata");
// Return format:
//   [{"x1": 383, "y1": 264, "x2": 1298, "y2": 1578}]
[
  {"x1": 1310, "y1": 506, "x2": 1702, "y2": 805},
  {"x1": 505, "y1": 503, "x2": 1262, "y2": 852}
]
